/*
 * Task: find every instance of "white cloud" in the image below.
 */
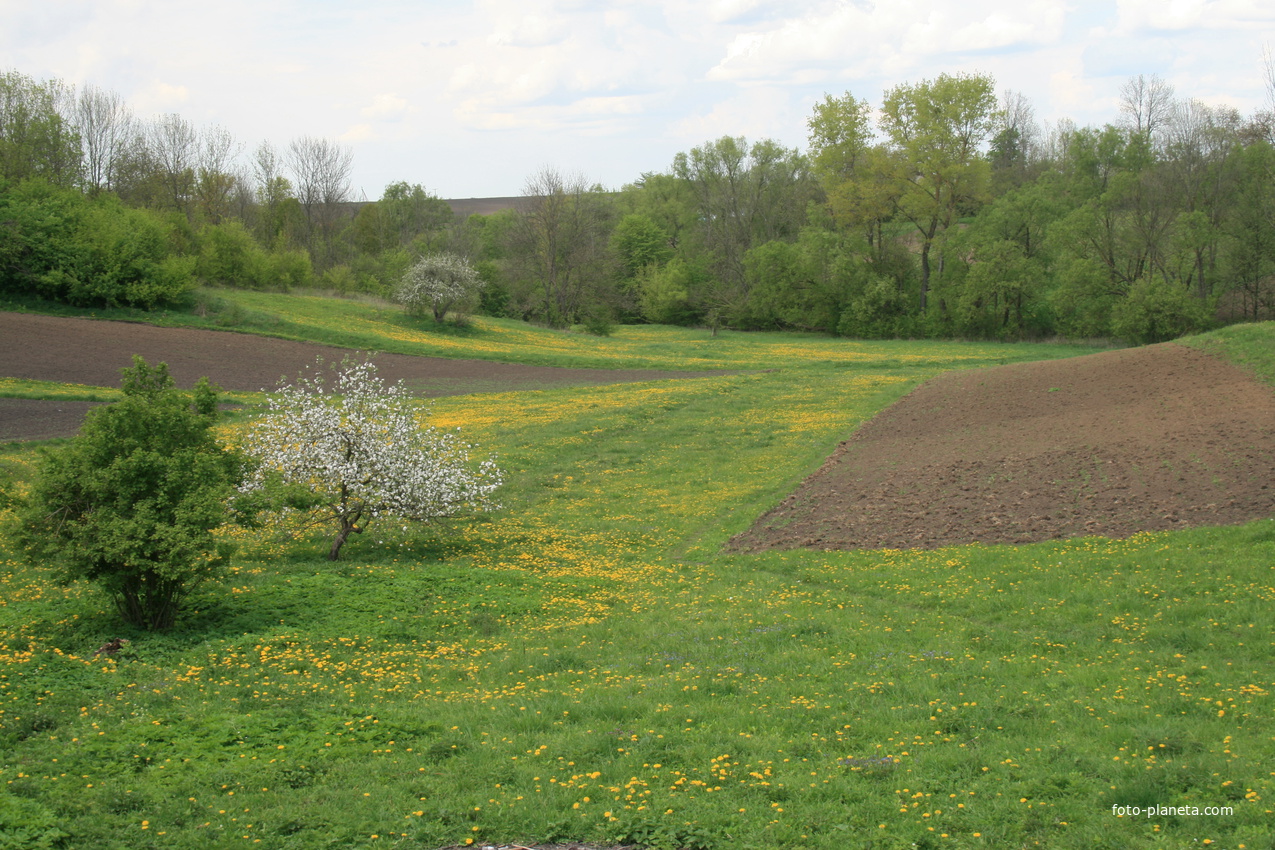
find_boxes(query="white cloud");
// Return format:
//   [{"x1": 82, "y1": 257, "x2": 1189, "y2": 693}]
[
  {"x1": 1113, "y1": 0, "x2": 1275, "y2": 32},
  {"x1": 131, "y1": 81, "x2": 190, "y2": 113},
  {"x1": 708, "y1": 1, "x2": 1070, "y2": 84},
  {"x1": 361, "y1": 94, "x2": 411, "y2": 121},
  {"x1": 2, "y1": 0, "x2": 1271, "y2": 197},
  {"x1": 341, "y1": 123, "x2": 378, "y2": 143},
  {"x1": 670, "y1": 87, "x2": 801, "y2": 145}
]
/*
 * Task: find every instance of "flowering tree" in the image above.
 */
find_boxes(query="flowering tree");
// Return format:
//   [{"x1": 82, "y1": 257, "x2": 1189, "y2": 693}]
[
  {"x1": 394, "y1": 252, "x2": 485, "y2": 321},
  {"x1": 240, "y1": 357, "x2": 502, "y2": 560}
]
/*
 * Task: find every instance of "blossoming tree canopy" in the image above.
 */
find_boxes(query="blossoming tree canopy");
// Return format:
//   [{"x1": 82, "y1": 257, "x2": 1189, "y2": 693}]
[
  {"x1": 240, "y1": 356, "x2": 503, "y2": 560},
  {"x1": 394, "y1": 252, "x2": 485, "y2": 322}
]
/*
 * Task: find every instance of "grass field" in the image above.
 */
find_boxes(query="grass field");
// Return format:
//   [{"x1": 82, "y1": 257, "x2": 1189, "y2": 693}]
[{"x1": 1, "y1": 300, "x2": 1272, "y2": 849}]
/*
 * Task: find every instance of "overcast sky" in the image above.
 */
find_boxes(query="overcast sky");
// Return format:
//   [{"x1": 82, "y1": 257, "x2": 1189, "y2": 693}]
[{"x1": 4, "y1": 1, "x2": 1274, "y2": 199}]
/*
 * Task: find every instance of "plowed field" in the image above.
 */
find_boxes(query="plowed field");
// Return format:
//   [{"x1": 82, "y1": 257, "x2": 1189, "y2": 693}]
[
  {"x1": 0, "y1": 312, "x2": 723, "y2": 440},
  {"x1": 731, "y1": 342, "x2": 1275, "y2": 551}
]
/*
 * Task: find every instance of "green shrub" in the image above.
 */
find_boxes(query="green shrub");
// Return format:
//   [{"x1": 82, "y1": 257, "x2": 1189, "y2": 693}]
[
  {"x1": 0, "y1": 178, "x2": 195, "y2": 308},
  {"x1": 1111, "y1": 277, "x2": 1211, "y2": 344},
  {"x1": 18, "y1": 357, "x2": 242, "y2": 629}
]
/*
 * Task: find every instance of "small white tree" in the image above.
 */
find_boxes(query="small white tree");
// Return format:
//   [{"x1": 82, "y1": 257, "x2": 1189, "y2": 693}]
[
  {"x1": 395, "y1": 252, "x2": 485, "y2": 321},
  {"x1": 240, "y1": 357, "x2": 502, "y2": 560}
]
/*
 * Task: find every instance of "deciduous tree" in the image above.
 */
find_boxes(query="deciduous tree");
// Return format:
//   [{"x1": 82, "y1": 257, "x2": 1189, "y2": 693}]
[
  {"x1": 241, "y1": 358, "x2": 503, "y2": 561},
  {"x1": 286, "y1": 135, "x2": 354, "y2": 266},
  {"x1": 395, "y1": 252, "x2": 485, "y2": 321},
  {"x1": 0, "y1": 70, "x2": 81, "y2": 185},
  {"x1": 514, "y1": 167, "x2": 614, "y2": 324},
  {"x1": 880, "y1": 72, "x2": 999, "y2": 311}
]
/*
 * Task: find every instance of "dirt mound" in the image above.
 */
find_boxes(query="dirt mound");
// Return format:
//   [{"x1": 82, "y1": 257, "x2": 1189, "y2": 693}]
[
  {"x1": 0, "y1": 312, "x2": 724, "y2": 441},
  {"x1": 731, "y1": 343, "x2": 1275, "y2": 552}
]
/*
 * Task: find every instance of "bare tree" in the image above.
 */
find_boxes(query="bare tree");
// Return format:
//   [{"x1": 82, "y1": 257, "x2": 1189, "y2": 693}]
[
  {"x1": 515, "y1": 166, "x2": 613, "y2": 324},
  {"x1": 252, "y1": 140, "x2": 283, "y2": 196},
  {"x1": 147, "y1": 113, "x2": 199, "y2": 215},
  {"x1": 1119, "y1": 73, "x2": 1176, "y2": 143},
  {"x1": 1162, "y1": 99, "x2": 1243, "y2": 298},
  {"x1": 251, "y1": 140, "x2": 298, "y2": 246},
  {"x1": 74, "y1": 83, "x2": 135, "y2": 192},
  {"x1": 990, "y1": 89, "x2": 1041, "y2": 188},
  {"x1": 193, "y1": 123, "x2": 242, "y2": 223},
  {"x1": 286, "y1": 136, "x2": 354, "y2": 265},
  {"x1": 286, "y1": 135, "x2": 353, "y2": 216},
  {"x1": 1257, "y1": 44, "x2": 1275, "y2": 144},
  {"x1": 1265, "y1": 44, "x2": 1275, "y2": 116}
]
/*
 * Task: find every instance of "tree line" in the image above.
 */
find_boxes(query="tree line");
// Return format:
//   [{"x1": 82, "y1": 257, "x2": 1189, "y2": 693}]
[{"x1": 3, "y1": 64, "x2": 1275, "y2": 341}]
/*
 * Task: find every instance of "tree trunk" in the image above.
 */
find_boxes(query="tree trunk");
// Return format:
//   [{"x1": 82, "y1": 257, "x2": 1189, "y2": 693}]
[{"x1": 329, "y1": 515, "x2": 362, "y2": 560}]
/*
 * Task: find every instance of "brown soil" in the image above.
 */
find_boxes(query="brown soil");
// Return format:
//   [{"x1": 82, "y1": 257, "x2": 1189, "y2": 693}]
[
  {"x1": 0, "y1": 312, "x2": 723, "y2": 441},
  {"x1": 731, "y1": 342, "x2": 1275, "y2": 552}
]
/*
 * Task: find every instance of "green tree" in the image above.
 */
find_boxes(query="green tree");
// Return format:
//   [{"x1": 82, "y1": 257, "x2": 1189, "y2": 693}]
[
  {"x1": 379, "y1": 181, "x2": 454, "y2": 248},
  {"x1": 19, "y1": 358, "x2": 241, "y2": 630},
  {"x1": 611, "y1": 213, "x2": 673, "y2": 280},
  {"x1": 1111, "y1": 276, "x2": 1210, "y2": 343},
  {"x1": 806, "y1": 91, "x2": 900, "y2": 257},
  {"x1": 880, "y1": 72, "x2": 1000, "y2": 311},
  {"x1": 0, "y1": 70, "x2": 81, "y2": 186},
  {"x1": 672, "y1": 136, "x2": 815, "y2": 325},
  {"x1": 1223, "y1": 141, "x2": 1275, "y2": 319}
]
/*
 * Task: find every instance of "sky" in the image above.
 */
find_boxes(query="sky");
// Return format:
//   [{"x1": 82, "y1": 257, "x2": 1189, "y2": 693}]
[{"x1": 3, "y1": 0, "x2": 1274, "y2": 199}]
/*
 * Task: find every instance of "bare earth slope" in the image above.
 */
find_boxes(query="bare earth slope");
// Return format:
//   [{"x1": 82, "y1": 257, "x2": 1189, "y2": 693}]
[
  {"x1": 731, "y1": 342, "x2": 1275, "y2": 552},
  {"x1": 0, "y1": 312, "x2": 724, "y2": 441}
]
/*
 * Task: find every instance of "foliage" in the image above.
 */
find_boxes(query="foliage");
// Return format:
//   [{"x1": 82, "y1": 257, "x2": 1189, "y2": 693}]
[
  {"x1": 6, "y1": 64, "x2": 1275, "y2": 342},
  {"x1": 0, "y1": 70, "x2": 81, "y2": 186},
  {"x1": 837, "y1": 276, "x2": 910, "y2": 338},
  {"x1": 636, "y1": 256, "x2": 701, "y2": 325},
  {"x1": 16, "y1": 357, "x2": 239, "y2": 629},
  {"x1": 0, "y1": 791, "x2": 69, "y2": 850},
  {"x1": 0, "y1": 178, "x2": 195, "y2": 308},
  {"x1": 394, "y1": 251, "x2": 485, "y2": 321},
  {"x1": 880, "y1": 72, "x2": 1000, "y2": 310},
  {"x1": 512, "y1": 168, "x2": 617, "y2": 325},
  {"x1": 1111, "y1": 276, "x2": 1211, "y2": 343},
  {"x1": 240, "y1": 357, "x2": 503, "y2": 560},
  {"x1": 610, "y1": 212, "x2": 673, "y2": 280},
  {"x1": 672, "y1": 136, "x2": 816, "y2": 323}
]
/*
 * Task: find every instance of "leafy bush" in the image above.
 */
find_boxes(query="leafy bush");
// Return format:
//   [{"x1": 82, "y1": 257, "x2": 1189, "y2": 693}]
[
  {"x1": 18, "y1": 357, "x2": 241, "y2": 629},
  {"x1": 837, "y1": 277, "x2": 908, "y2": 339},
  {"x1": 0, "y1": 790, "x2": 68, "y2": 850},
  {"x1": 638, "y1": 257, "x2": 700, "y2": 325},
  {"x1": 197, "y1": 219, "x2": 258, "y2": 286},
  {"x1": 0, "y1": 178, "x2": 195, "y2": 308},
  {"x1": 253, "y1": 246, "x2": 313, "y2": 290},
  {"x1": 1111, "y1": 276, "x2": 1211, "y2": 344}
]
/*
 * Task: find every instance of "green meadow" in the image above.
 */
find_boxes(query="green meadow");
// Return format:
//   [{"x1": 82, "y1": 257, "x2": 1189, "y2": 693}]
[{"x1": 1, "y1": 293, "x2": 1272, "y2": 849}]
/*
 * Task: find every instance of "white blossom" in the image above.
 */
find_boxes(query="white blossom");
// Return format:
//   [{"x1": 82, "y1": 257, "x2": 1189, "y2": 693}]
[
  {"x1": 240, "y1": 357, "x2": 502, "y2": 559},
  {"x1": 394, "y1": 252, "x2": 484, "y2": 321}
]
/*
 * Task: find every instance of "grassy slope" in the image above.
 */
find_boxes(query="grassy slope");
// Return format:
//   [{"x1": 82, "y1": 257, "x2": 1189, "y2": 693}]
[
  {"x1": 1179, "y1": 321, "x2": 1275, "y2": 386},
  {"x1": 1, "y1": 303, "x2": 1272, "y2": 850},
  {"x1": 0, "y1": 287, "x2": 1092, "y2": 372}
]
